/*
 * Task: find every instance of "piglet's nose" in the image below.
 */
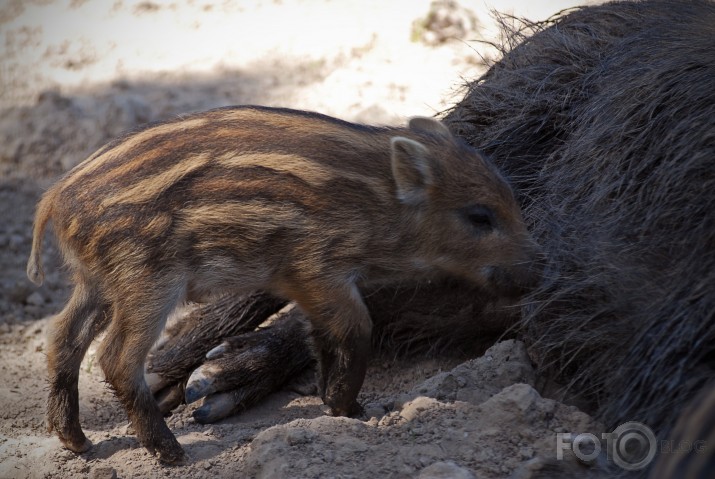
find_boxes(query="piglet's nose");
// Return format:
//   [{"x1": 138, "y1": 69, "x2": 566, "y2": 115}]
[{"x1": 487, "y1": 257, "x2": 543, "y2": 299}]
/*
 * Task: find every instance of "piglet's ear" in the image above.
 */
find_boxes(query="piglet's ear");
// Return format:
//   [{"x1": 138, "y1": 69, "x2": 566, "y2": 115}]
[
  {"x1": 390, "y1": 137, "x2": 433, "y2": 205},
  {"x1": 408, "y1": 117, "x2": 452, "y2": 140}
]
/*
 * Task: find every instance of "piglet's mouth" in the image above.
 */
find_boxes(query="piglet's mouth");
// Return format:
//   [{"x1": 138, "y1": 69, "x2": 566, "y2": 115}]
[{"x1": 480, "y1": 264, "x2": 543, "y2": 299}]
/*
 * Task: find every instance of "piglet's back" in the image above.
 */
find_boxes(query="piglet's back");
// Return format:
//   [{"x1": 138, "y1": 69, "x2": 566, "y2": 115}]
[{"x1": 46, "y1": 106, "x2": 401, "y2": 275}]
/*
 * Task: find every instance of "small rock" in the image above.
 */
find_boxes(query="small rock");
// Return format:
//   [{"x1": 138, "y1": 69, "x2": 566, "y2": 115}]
[
  {"x1": 378, "y1": 410, "x2": 405, "y2": 427},
  {"x1": 89, "y1": 466, "x2": 117, "y2": 479},
  {"x1": 506, "y1": 384, "x2": 541, "y2": 413},
  {"x1": 285, "y1": 427, "x2": 315, "y2": 445},
  {"x1": 400, "y1": 396, "x2": 438, "y2": 421},
  {"x1": 26, "y1": 291, "x2": 45, "y2": 306},
  {"x1": 410, "y1": 425, "x2": 425, "y2": 436},
  {"x1": 412, "y1": 0, "x2": 480, "y2": 46},
  {"x1": 76, "y1": 463, "x2": 91, "y2": 474}
]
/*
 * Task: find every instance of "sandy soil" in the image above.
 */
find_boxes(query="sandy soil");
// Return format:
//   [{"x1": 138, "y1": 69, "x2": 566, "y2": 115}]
[{"x1": 0, "y1": 1, "x2": 606, "y2": 478}]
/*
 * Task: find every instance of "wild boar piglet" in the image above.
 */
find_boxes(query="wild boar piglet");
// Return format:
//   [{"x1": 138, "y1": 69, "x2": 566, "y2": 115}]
[{"x1": 27, "y1": 106, "x2": 541, "y2": 463}]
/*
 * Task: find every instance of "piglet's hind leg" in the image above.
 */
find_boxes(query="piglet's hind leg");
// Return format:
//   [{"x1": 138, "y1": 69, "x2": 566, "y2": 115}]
[
  {"x1": 98, "y1": 291, "x2": 187, "y2": 465},
  {"x1": 46, "y1": 280, "x2": 110, "y2": 453}
]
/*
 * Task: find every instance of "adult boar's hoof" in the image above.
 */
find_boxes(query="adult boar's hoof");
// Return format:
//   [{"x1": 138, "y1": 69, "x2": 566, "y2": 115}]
[{"x1": 186, "y1": 310, "x2": 314, "y2": 423}]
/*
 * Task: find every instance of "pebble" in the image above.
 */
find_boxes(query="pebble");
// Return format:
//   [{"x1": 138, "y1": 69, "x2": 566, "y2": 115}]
[
  {"x1": 400, "y1": 397, "x2": 436, "y2": 421},
  {"x1": 26, "y1": 291, "x2": 45, "y2": 306},
  {"x1": 410, "y1": 425, "x2": 425, "y2": 436},
  {"x1": 286, "y1": 427, "x2": 315, "y2": 445},
  {"x1": 89, "y1": 466, "x2": 117, "y2": 479}
]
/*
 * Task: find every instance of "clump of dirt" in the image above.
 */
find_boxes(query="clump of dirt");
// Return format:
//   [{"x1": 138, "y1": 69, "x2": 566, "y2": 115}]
[
  {"x1": 412, "y1": 0, "x2": 481, "y2": 46},
  {"x1": 242, "y1": 341, "x2": 603, "y2": 479}
]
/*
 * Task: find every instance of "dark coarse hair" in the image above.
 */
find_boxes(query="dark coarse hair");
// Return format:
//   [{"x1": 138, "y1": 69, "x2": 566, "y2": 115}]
[{"x1": 444, "y1": 0, "x2": 715, "y2": 440}]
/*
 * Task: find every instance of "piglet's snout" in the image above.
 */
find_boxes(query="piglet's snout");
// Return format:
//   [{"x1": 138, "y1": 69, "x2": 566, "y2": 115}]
[{"x1": 484, "y1": 243, "x2": 544, "y2": 298}]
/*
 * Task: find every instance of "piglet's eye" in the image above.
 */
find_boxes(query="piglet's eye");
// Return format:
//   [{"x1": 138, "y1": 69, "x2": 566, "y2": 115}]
[{"x1": 461, "y1": 205, "x2": 495, "y2": 234}]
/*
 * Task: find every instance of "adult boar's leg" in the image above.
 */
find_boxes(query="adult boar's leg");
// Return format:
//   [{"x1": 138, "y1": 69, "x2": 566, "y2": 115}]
[
  {"x1": 184, "y1": 304, "x2": 315, "y2": 423},
  {"x1": 146, "y1": 292, "x2": 289, "y2": 413}
]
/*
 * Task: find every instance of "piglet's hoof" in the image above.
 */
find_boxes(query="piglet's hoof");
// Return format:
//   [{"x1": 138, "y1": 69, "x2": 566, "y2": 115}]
[
  {"x1": 158, "y1": 449, "x2": 189, "y2": 466},
  {"x1": 50, "y1": 422, "x2": 93, "y2": 454},
  {"x1": 155, "y1": 443, "x2": 189, "y2": 466},
  {"x1": 327, "y1": 400, "x2": 363, "y2": 418},
  {"x1": 59, "y1": 436, "x2": 92, "y2": 454}
]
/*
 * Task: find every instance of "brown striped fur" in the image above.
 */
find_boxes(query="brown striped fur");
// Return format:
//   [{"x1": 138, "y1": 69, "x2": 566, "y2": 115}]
[{"x1": 28, "y1": 106, "x2": 540, "y2": 463}]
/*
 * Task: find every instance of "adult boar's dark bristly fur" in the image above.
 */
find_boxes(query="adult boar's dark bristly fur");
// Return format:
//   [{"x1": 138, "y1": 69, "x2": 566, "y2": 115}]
[
  {"x1": 28, "y1": 106, "x2": 539, "y2": 463},
  {"x1": 444, "y1": 0, "x2": 715, "y2": 461},
  {"x1": 648, "y1": 383, "x2": 715, "y2": 479}
]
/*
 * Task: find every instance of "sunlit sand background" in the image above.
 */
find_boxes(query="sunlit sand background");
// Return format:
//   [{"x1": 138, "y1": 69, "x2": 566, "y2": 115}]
[{"x1": 2, "y1": 0, "x2": 596, "y2": 116}]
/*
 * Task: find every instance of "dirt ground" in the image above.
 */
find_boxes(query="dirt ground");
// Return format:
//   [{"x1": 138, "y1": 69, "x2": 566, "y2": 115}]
[{"x1": 0, "y1": 1, "x2": 607, "y2": 478}]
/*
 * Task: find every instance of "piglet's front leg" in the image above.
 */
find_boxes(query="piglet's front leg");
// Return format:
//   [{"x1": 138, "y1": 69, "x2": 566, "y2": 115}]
[
  {"x1": 292, "y1": 281, "x2": 373, "y2": 417},
  {"x1": 314, "y1": 331, "x2": 370, "y2": 417}
]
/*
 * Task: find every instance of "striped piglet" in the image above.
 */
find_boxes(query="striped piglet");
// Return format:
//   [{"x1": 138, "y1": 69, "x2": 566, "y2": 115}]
[{"x1": 28, "y1": 106, "x2": 540, "y2": 463}]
